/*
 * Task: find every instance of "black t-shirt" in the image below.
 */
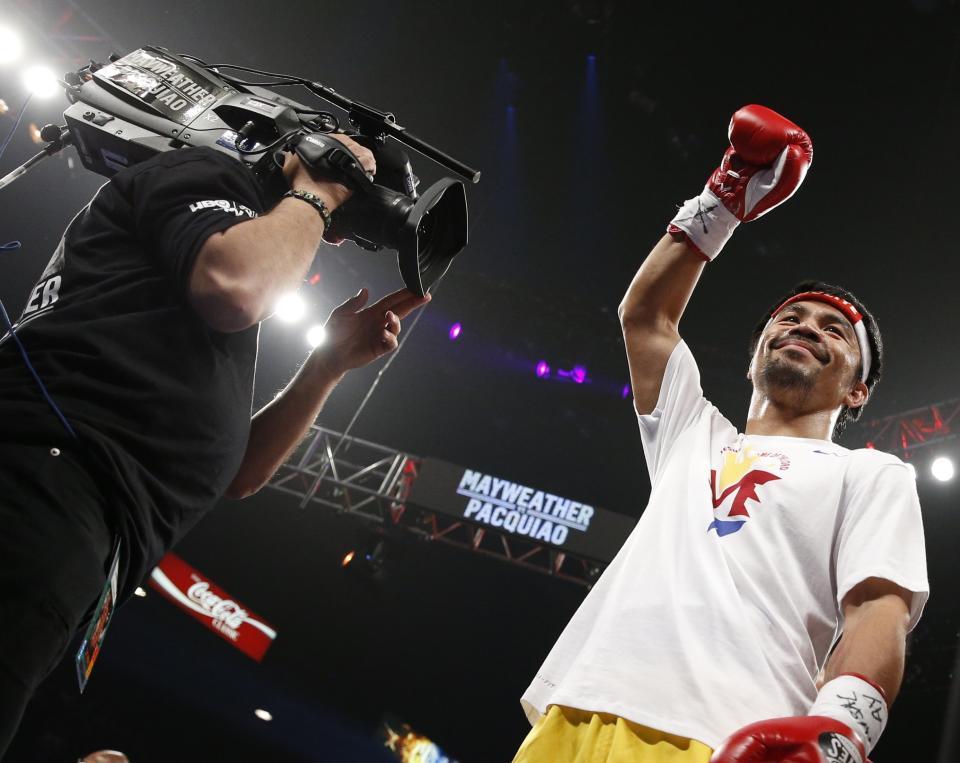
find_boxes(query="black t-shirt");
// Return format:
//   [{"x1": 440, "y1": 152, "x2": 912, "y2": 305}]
[{"x1": 0, "y1": 147, "x2": 272, "y2": 597}]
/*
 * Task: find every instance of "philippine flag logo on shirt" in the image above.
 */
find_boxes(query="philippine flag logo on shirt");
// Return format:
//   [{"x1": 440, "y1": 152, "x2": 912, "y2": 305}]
[{"x1": 708, "y1": 447, "x2": 783, "y2": 536}]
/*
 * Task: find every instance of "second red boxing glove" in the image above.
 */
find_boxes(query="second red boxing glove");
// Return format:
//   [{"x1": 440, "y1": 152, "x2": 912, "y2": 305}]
[
  {"x1": 710, "y1": 674, "x2": 887, "y2": 763},
  {"x1": 709, "y1": 715, "x2": 865, "y2": 763}
]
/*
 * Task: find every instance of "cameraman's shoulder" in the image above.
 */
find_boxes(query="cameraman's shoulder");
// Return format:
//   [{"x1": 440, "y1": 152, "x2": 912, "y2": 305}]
[
  {"x1": 121, "y1": 146, "x2": 247, "y2": 179},
  {"x1": 109, "y1": 147, "x2": 263, "y2": 206}
]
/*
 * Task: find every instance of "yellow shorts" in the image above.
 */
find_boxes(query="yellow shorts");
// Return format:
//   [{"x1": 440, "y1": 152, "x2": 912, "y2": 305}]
[{"x1": 513, "y1": 706, "x2": 714, "y2": 763}]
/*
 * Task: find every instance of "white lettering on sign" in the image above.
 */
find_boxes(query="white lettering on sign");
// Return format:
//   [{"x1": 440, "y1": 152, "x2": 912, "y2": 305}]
[
  {"x1": 109, "y1": 49, "x2": 220, "y2": 112},
  {"x1": 456, "y1": 469, "x2": 594, "y2": 546},
  {"x1": 187, "y1": 580, "x2": 248, "y2": 639}
]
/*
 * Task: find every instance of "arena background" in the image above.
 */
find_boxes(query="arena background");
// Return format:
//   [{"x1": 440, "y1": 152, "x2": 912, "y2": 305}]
[{"x1": 0, "y1": 1, "x2": 958, "y2": 760}]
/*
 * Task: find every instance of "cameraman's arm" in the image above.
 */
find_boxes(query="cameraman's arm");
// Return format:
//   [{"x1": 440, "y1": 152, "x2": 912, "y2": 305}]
[
  {"x1": 190, "y1": 193, "x2": 328, "y2": 332},
  {"x1": 225, "y1": 288, "x2": 429, "y2": 498},
  {"x1": 190, "y1": 137, "x2": 374, "y2": 332},
  {"x1": 618, "y1": 232, "x2": 706, "y2": 415}
]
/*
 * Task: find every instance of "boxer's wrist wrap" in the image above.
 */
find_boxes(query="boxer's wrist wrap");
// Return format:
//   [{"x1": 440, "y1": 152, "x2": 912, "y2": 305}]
[
  {"x1": 668, "y1": 187, "x2": 740, "y2": 261},
  {"x1": 808, "y1": 673, "x2": 888, "y2": 754}
]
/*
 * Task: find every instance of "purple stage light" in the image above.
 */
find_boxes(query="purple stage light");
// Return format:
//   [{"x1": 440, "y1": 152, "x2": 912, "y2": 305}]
[
  {"x1": 448, "y1": 323, "x2": 462, "y2": 340},
  {"x1": 621, "y1": 383, "x2": 631, "y2": 399},
  {"x1": 571, "y1": 365, "x2": 587, "y2": 384},
  {"x1": 535, "y1": 361, "x2": 550, "y2": 378}
]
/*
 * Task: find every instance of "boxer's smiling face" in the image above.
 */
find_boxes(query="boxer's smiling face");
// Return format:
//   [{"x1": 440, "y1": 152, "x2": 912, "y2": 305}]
[{"x1": 748, "y1": 300, "x2": 867, "y2": 417}]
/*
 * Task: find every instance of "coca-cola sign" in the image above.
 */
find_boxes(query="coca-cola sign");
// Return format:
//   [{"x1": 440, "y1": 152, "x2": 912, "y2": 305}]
[{"x1": 149, "y1": 553, "x2": 277, "y2": 662}]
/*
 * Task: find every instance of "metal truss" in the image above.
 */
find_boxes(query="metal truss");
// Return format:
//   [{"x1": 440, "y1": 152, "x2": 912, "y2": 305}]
[
  {"x1": 268, "y1": 425, "x2": 603, "y2": 587},
  {"x1": 268, "y1": 399, "x2": 960, "y2": 586},
  {"x1": 852, "y1": 398, "x2": 960, "y2": 457}
]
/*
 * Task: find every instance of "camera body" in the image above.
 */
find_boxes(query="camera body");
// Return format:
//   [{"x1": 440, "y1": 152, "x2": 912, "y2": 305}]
[
  {"x1": 65, "y1": 48, "x2": 288, "y2": 178},
  {"x1": 62, "y1": 46, "x2": 468, "y2": 295}
]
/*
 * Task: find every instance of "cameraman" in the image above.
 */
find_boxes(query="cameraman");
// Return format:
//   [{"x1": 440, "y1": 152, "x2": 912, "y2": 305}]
[{"x1": 0, "y1": 135, "x2": 429, "y2": 753}]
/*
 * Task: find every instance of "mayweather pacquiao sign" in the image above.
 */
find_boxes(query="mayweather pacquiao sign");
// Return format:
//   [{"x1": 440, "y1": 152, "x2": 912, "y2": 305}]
[{"x1": 407, "y1": 459, "x2": 634, "y2": 563}]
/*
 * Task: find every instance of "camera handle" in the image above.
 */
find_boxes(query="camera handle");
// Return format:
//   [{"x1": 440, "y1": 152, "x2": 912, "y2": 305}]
[{"x1": 290, "y1": 132, "x2": 374, "y2": 191}]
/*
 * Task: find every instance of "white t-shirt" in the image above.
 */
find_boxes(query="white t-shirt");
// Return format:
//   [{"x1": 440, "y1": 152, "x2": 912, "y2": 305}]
[{"x1": 521, "y1": 340, "x2": 929, "y2": 749}]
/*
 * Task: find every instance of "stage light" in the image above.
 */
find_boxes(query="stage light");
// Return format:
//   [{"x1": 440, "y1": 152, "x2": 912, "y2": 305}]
[
  {"x1": 621, "y1": 383, "x2": 631, "y2": 399},
  {"x1": 0, "y1": 27, "x2": 23, "y2": 64},
  {"x1": 571, "y1": 365, "x2": 587, "y2": 384},
  {"x1": 28, "y1": 122, "x2": 42, "y2": 144},
  {"x1": 341, "y1": 539, "x2": 386, "y2": 580},
  {"x1": 22, "y1": 65, "x2": 59, "y2": 98},
  {"x1": 306, "y1": 324, "x2": 326, "y2": 348},
  {"x1": 134, "y1": 586, "x2": 147, "y2": 598},
  {"x1": 535, "y1": 361, "x2": 550, "y2": 378},
  {"x1": 905, "y1": 463, "x2": 917, "y2": 481},
  {"x1": 448, "y1": 322, "x2": 462, "y2": 340},
  {"x1": 931, "y1": 456, "x2": 954, "y2": 482},
  {"x1": 308, "y1": 272, "x2": 321, "y2": 286},
  {"x1": 254, "y1": 708, "x2": 273, "y2": 722},
  {"x1": 0, "y1": 99, "x2": 7, "y2": 116},
  {"x1": 274, "y1": 292, "x2": 306, "y2": 323}
]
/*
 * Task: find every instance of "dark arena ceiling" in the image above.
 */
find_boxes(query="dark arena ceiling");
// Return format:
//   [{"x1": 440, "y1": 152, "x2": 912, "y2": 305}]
[{"x1": 0, "y1": 1, "x2": 959, "y2": 761}]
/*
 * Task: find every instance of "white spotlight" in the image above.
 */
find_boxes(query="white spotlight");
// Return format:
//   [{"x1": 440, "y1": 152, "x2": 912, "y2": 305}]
[
  {"x1": 254, "y1": 708, "x2": 273, "y2": 722},
  {"x1": 931, "y1": 456, "x2": 954, "y2": 483},
  {"x1": 306, "y1": 324, "x2": 327, "y2": 348},
  {"x1": 274, "y1": 292, "x2": 306, "y2": 323},
  {"x1": 22, "y1": 65, "x2": 60, "y2": 98},
  {"x1": 0, "y1": 27, "x2": 23, "y2": 64},
  {"x1": 134, "y1": 586, "x2": 147, "y2": 598}
]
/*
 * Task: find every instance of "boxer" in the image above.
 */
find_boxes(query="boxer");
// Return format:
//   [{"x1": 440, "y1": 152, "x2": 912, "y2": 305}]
[{"x1": 513, "y1": 106, "x2": 928, "y2": 763}]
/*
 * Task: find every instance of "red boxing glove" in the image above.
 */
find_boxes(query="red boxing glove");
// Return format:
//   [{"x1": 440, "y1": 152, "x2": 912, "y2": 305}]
[
  {"x1": 711, "y1": 674, "x2": 888, "y2": 763},
  {"x1": 669, "y1": 104, "x2": 813, "y2": 261},
  {"x1": 714, "y1": 105, "x2": 813, "y2": 222},
  {"x1": 709, "y1": 716, "x2": 866, "y2": 763}
]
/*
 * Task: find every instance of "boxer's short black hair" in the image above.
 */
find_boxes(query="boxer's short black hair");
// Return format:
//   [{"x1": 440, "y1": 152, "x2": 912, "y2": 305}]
[{"x1": 748, "y1": 280, "x2": 883, "y2": 439}]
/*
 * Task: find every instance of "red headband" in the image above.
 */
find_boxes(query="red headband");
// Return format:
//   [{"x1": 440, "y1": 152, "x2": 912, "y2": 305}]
[
  {"x1": 769, "y1": 291, "x2": 872, "y2": 383},
  {"x1": 772, "y1": 291, "x2": 864, "y2": 324}
]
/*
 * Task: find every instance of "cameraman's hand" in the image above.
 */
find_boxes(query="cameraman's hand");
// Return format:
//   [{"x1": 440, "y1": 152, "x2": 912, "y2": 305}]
[
  {"x1": 311, "y1": 288, "x2": 430, "y2": 377},
  {"x1": 283, "y1": 133, "x2": 376, "y2": 212}
]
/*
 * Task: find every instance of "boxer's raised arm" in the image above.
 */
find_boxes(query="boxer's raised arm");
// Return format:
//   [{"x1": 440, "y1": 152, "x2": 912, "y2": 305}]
[
  {"x1": 618, "y1": 234, "x2": 705, "y2": 415},
  {"x1": 621, "y1": 105, "x2": 813, "y2": 416}
]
